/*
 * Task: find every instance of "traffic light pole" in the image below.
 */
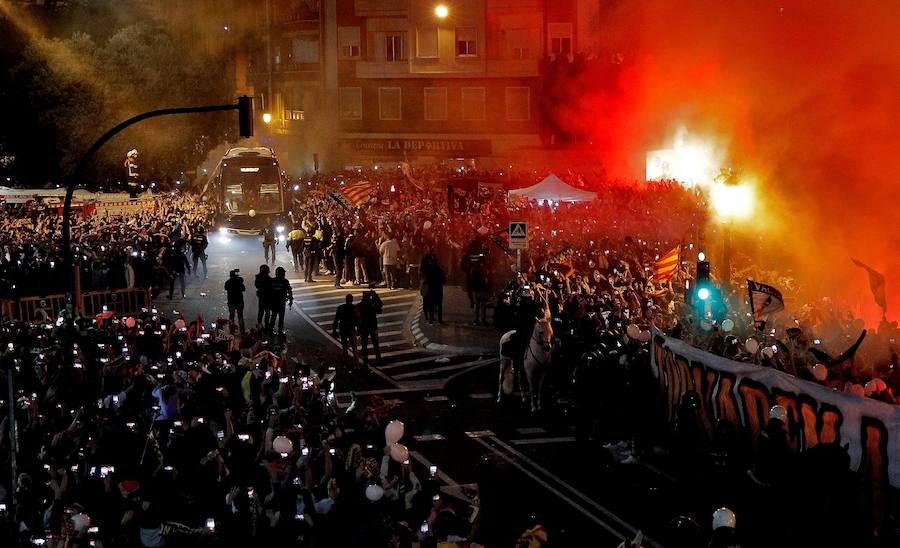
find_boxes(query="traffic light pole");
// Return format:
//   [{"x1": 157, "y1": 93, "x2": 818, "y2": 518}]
[{"x1": 61, "y1": 98, "x2": 253, "y2": 314}]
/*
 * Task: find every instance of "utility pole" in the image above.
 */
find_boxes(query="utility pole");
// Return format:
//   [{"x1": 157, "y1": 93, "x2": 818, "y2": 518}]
[
  {"x1": 265, "y1": 0, "x2": 273, "y2": 114},
  {"x1": 61, "y1": 98, "x2": 254, "y2": 313}
]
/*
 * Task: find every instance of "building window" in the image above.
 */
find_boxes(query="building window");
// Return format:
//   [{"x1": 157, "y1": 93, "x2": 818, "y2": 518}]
[
  {"x1": 416, "y1": 27, "x2": 438, "y2": 58},
  {"x1": 385, "y1": 32, "x2": 407, "y2": 62},
  {"x1": 548, "y1": 22, "x2": 572, "y2": 55},
  {"x1": 424, "y1": 87, "x2": 447, "y2": 121},
  {"x1": 455, "y1": 28, "x2": 477, "y2": 57},
  {"x1": 379, "y1": 87, "x2": 402, "y2": 120},
  {"x1": 461, "y1": 87, "x2": 485, "y2": 121},
  {"x1": 506, "y1": 29, "x2": 531, "y2": 59},
  {"x1": 338, "y1": 26, "x2": 360, "y2": 59},
  {"x1": 505, "y1": 87, "x2": 530, "y2": 121},
  {"x1": 339, "y1": 87, "x2": 362, "y2": 120},
  {"x1": 291, "y1": 35, "x2": 319, "y2": 64}
]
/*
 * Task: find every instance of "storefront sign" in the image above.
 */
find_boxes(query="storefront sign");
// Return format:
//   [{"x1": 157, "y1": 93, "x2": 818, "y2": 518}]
[{"x1": 341, "y1": 138, "x2": 492, "y2": 157}]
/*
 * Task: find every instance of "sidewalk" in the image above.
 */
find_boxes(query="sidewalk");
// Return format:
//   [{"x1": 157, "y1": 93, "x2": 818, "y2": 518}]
[{"x1": 409, "y1": 285, "x2": 498, "y2": 355}]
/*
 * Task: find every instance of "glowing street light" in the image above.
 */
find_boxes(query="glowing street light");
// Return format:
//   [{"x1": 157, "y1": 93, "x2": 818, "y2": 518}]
[
  {"x1": 435, "y1": 5, "x2": 449, "y2": 18},
  {"x1": 262, "y1": 112, "x2": 272, "y2": 124},
  {"x1": 709, "y1": 177, "x2": 754, "y2": 291}
]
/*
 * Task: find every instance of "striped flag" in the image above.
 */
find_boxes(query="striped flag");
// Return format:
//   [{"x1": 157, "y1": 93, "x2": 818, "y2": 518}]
[
  {"x1": 329, "y1": 181, "x2": 373, "y2": 209},
  {"x1": 654, "y1": 246, "x2": 680, "y2": 283},
  {"x1": 851, "y1": 258, "x2": 887, "y2": 313}
]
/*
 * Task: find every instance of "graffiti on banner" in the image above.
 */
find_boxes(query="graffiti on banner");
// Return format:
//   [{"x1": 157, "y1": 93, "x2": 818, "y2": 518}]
[{"x1": 650, "y1": 328, "x2": 898, "y2": 488}]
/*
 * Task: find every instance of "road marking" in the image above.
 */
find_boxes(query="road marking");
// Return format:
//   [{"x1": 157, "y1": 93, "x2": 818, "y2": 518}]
[
  {"x1": 469, "y1": 393, "x2": 495, "y2": 399},
  {"x1": 409, "y1": 450, "x2": 472, "y2": 502},
  {"x1": 413, "y1": 434, "x2": 446, "y2": 441},
  {"x1": 315, "y1": 319, "x2": 403, "y2": 328},
  {"x1": 510, "y1": 436, "x2": 577, "y2": 445},
  {"x1": 299, "y1": 294, "x2": 414, "y2": 309},
  {"x1": 487, "y1": 436, "x2": 660, "y2": 547},
  {"x1": 379, "y1": 347, "x2": 427, "y2": 358},
  {"x1": 423, "y1": 395, "x2": 449, "y2": 402},
  {"x1": 334, "y1": 386, "x2": 442, "y2": 397},
  {"x1": 378, "y1": 354, "x2": 457, "y2": 370},
  {"x1": 289, "y1": 303, "x2": 398, "y2": 387},
  {"x1": 392, "y1": 358, "x2": 498, "y2": 380},
  {"x1": 464, "y1": 430, "x2": 495, "y2": 438},
  {"x1": 307, "y1": 307, "x2": 410, "y2": 320},
  {"x1": 473, "y1": 437, "x2": 657, "y2": 547},
  {"x1": 516, "y1": 427, "x2": 547, "y2": 435},
  {"x1": 353, "y1": 339, "x2": 410, "y2": 350}
]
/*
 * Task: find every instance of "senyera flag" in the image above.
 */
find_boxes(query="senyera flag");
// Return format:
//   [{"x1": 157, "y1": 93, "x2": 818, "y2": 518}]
[
  {"x1": 654, "y1": 246, "x2": 680, "y2": 283},
  {"x1": 747, "y1": 279, "x2": 785, "y2": 326},
  {"x1": 330, "y1": 181, "x2": 373, "y2": 209}
]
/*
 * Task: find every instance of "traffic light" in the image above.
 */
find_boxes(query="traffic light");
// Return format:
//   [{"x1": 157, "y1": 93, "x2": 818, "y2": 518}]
[
  {"x1": 238, "y1": 96, "x2": 253, "y2": 138},
  {"x1": 695, "y1": 259, "x2": 711, "y2": 301}
]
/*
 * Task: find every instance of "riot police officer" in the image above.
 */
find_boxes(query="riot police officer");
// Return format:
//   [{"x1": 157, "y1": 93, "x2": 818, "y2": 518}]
[
  {"x1": 267, "y1": 266, "x2": 293, "y2": 335},
  {"x1": 224, "y1": 269, "x2": 246, "y2": 333},
  {"x1": 190, "y1": 226, "x2": 209, "y2": 279}
]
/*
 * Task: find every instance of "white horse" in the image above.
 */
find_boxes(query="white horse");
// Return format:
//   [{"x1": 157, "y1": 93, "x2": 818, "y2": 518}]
[{"x1": 523, "y1": 316, "x2": 553, "y2": 412}]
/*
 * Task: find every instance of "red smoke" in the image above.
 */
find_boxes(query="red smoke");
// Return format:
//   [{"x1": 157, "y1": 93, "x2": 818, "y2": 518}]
[{"x1": 550, "y1": 1, "x2": 900, "y2": 324}]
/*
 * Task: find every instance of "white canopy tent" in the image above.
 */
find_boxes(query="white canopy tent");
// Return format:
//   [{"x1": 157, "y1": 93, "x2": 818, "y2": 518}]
[{"x1": 507, "y1": 173, "x2": 597, "y2": 204}]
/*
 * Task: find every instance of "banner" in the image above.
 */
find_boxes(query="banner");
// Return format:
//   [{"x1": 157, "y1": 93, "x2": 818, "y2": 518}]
[
  {"x1": 650, "y1": 329, "x2": 899, "y2": 488},
  {"x1": 747, "y1": 279, "x2": 784, "y2": 323}
]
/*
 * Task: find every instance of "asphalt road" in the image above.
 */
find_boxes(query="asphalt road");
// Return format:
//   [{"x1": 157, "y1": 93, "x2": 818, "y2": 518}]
[{"x1": 157, "y1": 234, "x2": 683, "y2": 547}]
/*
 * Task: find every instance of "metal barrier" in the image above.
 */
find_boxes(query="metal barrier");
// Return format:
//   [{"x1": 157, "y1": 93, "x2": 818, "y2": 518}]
[
  {"x1": 2, "y1": 287, "x2": 153, "y2": 322},
  {"x1": 2, "y1": 294, "x2": 68, "y2": 322},
  {"x1": 81, "y1": 288, "x2": 152, "y2": 318}
]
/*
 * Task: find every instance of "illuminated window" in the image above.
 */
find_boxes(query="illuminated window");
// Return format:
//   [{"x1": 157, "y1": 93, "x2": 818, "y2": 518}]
[
  {"x1": 379, "y1": 87, "x2": 402, "y2": 120},
  {"x1": 548, "y1": 23, "x2": 572, "y2": 55},
  {"x1": 417, "y1": 27, "x2": 438, "y2": 58},
  {"x1": 424, "y1": 87, "x2": 447, "y2": 121},
  {"x1": 338, "y1": 27, "x2": 361, "y2": 59},
  {"x1": 456, "y1": 28, "x2": 477, "y2": 57},
  {"x1": 385, "y1": 32, "x2": 407, "y2": 61},
  {"x1": 339, "y1": 87, "x2": 362, "y2": 120},
  {"x1": 505, "y1": 87, "x2": 530, "y2": 121},
  {"x1": 461, "y1": 87, "x2": 485, "y2": 121}
]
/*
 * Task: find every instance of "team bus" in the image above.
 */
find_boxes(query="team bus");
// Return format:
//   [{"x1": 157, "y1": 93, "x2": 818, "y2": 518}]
[{"x1": 207, "y1": 147, "x2": 287, "y2": 233}]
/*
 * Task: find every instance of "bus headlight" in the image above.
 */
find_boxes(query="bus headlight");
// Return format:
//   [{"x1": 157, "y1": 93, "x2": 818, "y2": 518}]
[
  {"x1": 276, "y1": 225, "x2": 285, "y2": 233},
  {"x1": 218, "y1": 227, "x2": 229, "y2": 235},
  {"x1": 278, "y1": 235, "x2": 286, "y2": 243}
]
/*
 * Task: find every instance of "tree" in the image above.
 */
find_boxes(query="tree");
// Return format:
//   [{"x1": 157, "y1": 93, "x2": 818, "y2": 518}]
[{"x1": 6, "y1": 22, "x2": 235, "y2": 187}]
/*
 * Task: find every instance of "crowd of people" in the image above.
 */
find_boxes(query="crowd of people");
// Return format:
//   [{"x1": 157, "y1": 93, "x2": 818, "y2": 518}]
[
  {"x1": 0, "y1": 160, "x2": 896, "y2": 546},
  {"x1": 0, "y1": 194, "x2": 216, "y2": 302}
]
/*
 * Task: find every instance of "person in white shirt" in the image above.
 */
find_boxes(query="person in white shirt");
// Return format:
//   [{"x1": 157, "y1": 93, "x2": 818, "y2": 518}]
[{"x1": 378, "y1": 233, "x2": 401, "y2": 289}]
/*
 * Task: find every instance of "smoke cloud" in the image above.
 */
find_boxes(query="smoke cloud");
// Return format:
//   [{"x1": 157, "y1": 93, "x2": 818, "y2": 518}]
[{"x1": 559, "y1": 0, "x2": 900, "y2": 323}]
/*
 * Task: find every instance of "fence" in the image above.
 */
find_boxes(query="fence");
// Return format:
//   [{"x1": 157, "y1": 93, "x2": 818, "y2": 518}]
[
  {"x1": 2, "y1": 287, "x2": 152, "y2": 322},
  {"x1": 80, "y1": 288, "x2": 152, "y2": 318},
  {"x1": 2, "y1": 294, "x2": 69, "y2": 323}
]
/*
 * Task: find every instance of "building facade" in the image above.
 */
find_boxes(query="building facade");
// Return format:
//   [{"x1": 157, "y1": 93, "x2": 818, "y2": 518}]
[{"x1": 154, "y1": 0, "x2": 606, "y2": 172}]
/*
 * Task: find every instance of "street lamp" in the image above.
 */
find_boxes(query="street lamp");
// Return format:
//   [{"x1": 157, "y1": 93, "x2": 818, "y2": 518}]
[
  {"x1": 262, "y1": 112, "x2": 273, "y2": 125},
  {"x1": 435, "y1": 5, "x2": 449, "y2": 18},
  {"x1": 709, "y1": 175, "x2": 754, "y2": 290}
]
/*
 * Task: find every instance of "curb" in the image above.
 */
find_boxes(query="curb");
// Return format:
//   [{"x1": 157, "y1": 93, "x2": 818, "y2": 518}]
[{"x1": 405, "y1": 295, "x2": 495, "y2": 356}]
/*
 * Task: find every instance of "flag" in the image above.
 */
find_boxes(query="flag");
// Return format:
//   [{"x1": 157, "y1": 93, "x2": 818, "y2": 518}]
[
  {"x1": 851, "y1": 258, "x2": 887, "y2": 312},
  {"x1": 332, "y1": 181, "x2": 373, "y2": 208},
  {"x1": 654, "y1": 246, "x2": 680, "y2": 283},
  {"x1": 547, "y1": 247, "x2": 575, "y2": 276},
  {"x1": 747, "y1": 279, "x2": 785, "y2": 324}
]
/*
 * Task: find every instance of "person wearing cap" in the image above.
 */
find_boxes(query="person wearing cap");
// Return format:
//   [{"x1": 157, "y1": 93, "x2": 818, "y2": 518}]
[
  {"x1": 709, "y1": 507, "x2": 740, "y2": 548},
  {"x1": 267, "y1": 266, "x2": 293, "y2": 335},
  {"x1": 190, "y1": 225, "x2": 209, "y2": 279}
]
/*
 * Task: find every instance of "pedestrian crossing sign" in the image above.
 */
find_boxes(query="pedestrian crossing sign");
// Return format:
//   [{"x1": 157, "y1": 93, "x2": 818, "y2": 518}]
[{"x1": 509, "y1": 221, "x2": 528, "y2": 249}]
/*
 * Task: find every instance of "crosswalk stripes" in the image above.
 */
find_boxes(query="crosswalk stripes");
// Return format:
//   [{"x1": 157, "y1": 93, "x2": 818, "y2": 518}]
[{"x1": 289, "y1": 280, "x2": 488, "y2": 386}]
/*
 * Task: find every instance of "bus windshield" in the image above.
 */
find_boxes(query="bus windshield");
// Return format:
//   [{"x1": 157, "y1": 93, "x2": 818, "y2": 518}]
[{"x1": 221, "y1": 164, "x2": 281, "y2": 214}]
